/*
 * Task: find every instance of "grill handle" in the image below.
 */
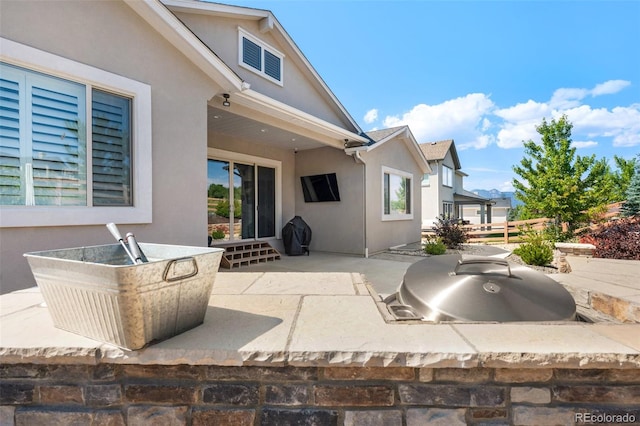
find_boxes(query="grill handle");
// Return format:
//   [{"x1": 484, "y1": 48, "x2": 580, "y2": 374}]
[{"x1": 450, "y1": 258, "x2": 512, "y2": 277}]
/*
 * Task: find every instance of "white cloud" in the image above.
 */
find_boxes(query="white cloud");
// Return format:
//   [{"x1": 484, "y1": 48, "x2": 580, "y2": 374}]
[
  {"x1": 591, "y1": 80, "x2": 631, "y2": 96},
  {"x1": 549, "y1": 88, "x2": 589, "y2": 109},
  {"x1": 496, "y1": 120, "x2": 539, "y2": 149},
  {"x1": 458, "y1": 134, "x2": 494, "y2": 150},
  {"x1": 499, "y1": 181, "x2": 515, "y2": 192},
  {"x1": 378, "y1": 79, "x2": 638, "y2": 156},
  {"x1": 382, "y1": 93, "x2": 495, "y2": 147},
  {"x1": 364, "y1": 108, "x2": 378, "y2": 124},
  {"x1": 565, "y1": 104, "x2": 640, "y2": 147},
  {"x1": 494, "y1": 100, "x2": 550, "y2": 122},
  {"x1": 572, "y1": 140, "x2": 598, "y2": 149}
]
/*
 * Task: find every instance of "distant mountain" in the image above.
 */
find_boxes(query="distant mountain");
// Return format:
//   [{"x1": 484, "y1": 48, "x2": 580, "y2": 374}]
[{"x1": 471, "y1": 189, "x2": 523, "y2": 207}]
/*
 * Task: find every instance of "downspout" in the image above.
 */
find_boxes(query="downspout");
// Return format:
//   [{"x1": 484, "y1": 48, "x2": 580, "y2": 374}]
[{"x1": 349, "y1": 150, "x2": 368, "y2": 258}]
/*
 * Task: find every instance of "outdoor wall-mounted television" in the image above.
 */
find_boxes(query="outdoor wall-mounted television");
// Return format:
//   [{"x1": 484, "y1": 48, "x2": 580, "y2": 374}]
[{"x1": 300, "y1": 173, "x2": 341, "y2": 202}]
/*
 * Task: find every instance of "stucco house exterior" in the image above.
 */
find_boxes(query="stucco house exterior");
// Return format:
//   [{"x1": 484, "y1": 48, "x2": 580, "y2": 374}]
[
  {"x1": 0, "y1": 0, "x2": 428, "y2": 292},
  {"x1": 419, "y1": 139, "x2": 491, "y2": 228}
]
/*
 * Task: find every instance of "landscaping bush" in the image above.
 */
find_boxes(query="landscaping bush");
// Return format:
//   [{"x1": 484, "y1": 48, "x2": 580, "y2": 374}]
[
  {"x1": 423, "y1": 236, "x2": 447, "y2": 255},
  {"x1": 513, "y1": 225, "x2": 554, "y2": 266},
  {"x1": 215, "y1": 198, "x2": 242, "y2": 219},
  {"x1": 432, "y1": 215, "x2": 469, "y2": 249},
  {"x1": 211, "y1": 226, "x2": 226, "y2": 240},
  {"x1": 581, "y1": 216, "x2": 640, "y2": 260}
]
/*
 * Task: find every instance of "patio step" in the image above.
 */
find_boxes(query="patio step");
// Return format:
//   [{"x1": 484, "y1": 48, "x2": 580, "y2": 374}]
[{"x1": 214, "y1": 241, "x2": 281, "y2": 269}]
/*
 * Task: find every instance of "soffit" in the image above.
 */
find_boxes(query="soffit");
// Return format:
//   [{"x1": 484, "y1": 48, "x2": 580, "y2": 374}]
[{"x1": 208, "y1": 105, "x2": 335, "y2": 151}]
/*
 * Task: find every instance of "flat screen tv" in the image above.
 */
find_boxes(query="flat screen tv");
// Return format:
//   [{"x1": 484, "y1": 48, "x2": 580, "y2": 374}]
[{"x1": 300, "y1": 173, "x2": 341, "y2": 202}]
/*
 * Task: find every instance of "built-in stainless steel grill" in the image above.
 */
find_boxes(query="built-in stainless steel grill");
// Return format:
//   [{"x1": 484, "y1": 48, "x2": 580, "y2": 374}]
[{"x1": 386, "y1": 255, "x2": 576, "y2": 322}]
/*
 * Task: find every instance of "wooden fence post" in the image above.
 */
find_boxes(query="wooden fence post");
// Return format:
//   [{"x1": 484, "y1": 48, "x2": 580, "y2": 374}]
[{"x1": 504, "y1": 221, "x2": 509, "y2": 244}]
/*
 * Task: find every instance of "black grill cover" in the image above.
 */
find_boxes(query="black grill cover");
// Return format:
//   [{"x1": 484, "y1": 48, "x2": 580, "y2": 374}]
[{"x1": 282, "y1": 216, "x2": 312, "y2": 255}]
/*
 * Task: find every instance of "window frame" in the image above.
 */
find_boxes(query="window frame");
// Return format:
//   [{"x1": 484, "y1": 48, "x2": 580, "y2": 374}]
[
  {"x1": 207, "y1": 148, "x2": 282, "y2": 240},
  {"x1": 381, "y1": 166, "x2": 413, "y2": 221},
  {"x1": 238, "y1": 28, "x2": 284, "y2": 86},
  {"x1": 443, "y1": 201, "x2": 454, "y2": 219},
  {"x1": 0, "y1": 37, "x2": 152, "y2": 228},
  {"x1": 442, "y1": 165, "x2": 453, "y2": 187}
]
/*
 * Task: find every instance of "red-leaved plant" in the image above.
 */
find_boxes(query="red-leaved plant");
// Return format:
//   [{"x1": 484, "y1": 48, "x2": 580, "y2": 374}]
[{"x1": 582, "y1": 216, "x2": 640, "y2": 260}]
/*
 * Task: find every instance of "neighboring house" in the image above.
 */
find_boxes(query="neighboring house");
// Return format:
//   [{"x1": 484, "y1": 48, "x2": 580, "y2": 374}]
[
  {"x1": 462, "y1": 196, "x2": 512, "y2": 225},
  {"x1": 0, "y1": 0, "x2": 428, "y2": 292},
  {"x1": 419, "y1": 140, "x2": 491, "y2": 228}
]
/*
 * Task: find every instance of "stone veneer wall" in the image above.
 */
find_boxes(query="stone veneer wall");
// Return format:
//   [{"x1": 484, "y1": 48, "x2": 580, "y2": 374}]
[{"x1": 1, "y1": 364, "x2": 639, "y2": 425}]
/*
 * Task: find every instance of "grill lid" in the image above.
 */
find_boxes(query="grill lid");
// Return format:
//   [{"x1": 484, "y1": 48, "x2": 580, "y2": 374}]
[{"x1": 398, "y1": 255, "x2": 576, "y2": 322}]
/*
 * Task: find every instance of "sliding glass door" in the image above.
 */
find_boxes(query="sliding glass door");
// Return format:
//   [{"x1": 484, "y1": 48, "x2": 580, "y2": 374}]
[{"x1": 207, "y1": 158, "x2": 276, "y2": 243}]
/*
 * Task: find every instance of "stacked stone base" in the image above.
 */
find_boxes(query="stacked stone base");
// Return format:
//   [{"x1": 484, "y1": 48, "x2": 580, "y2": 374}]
[{"x1": 1, "y1": 364, "x2": 639, "y2": 425}]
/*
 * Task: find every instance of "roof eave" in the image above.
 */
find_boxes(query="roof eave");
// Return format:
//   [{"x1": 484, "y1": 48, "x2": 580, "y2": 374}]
[
  {"x1": 161, "y1": 0, "x2": 364, "y2": 135},
  {"x1": 124, "y1": 0, "x2": 245, "y2": 92},
  {"x1": 366, "y1": 127, "x2": 431, "y2": 174},
  {"x1": 234, "y1": 89, "x2": 367, "y2": 150}
]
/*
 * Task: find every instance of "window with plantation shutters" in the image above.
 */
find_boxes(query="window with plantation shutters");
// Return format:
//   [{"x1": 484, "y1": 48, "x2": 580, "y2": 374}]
[
  {"x1": 1, "y1": 64, "x2": 87, "y2": 206},
  {"x1": 0, "y1": 62, "x2": 132, "y2": 208},
  {"x1": 92, "y1": 90, "x2": 131, "y2": 206},
  {"x1": 238, "y1": 29, "x2": 284, "y2": 85},
  {"x1": 0, "y1": 67, "x2": 23, "y2": 205},
  {"x1": 1, "y1": 38, "x2": 151, "y2": 228}
]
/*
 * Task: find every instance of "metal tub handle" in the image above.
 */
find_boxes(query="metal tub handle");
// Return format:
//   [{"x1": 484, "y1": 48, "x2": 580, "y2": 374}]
[
  {"x1": 450, "y1": 258, "x2": 512, "y2": 277},
  {"x1": 163, "y1": 257, "x2": 199, "y2": 282}
]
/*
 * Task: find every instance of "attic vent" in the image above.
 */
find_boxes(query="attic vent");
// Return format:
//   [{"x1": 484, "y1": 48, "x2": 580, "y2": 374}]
[
  {"x1": 238, "y1": 28, "x2": 284, "y2": 86},
  {"x1": 264, "y1": 50, "x2": 281, "y2": 81},
  {"x1": 242, "y1": 37, "x2": 261, "y2": 71}
]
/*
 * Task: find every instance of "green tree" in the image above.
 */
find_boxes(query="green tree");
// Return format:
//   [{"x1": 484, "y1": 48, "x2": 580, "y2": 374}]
[
  {"x1": 621, "y1": 154, "x2": 640, "y2": 217},
  {"x1": 208, "y1": 183, "x2": 228, "y2": 199},
  {"x1": 611, "y1": 155, "x2": 637, "y2": 202},
  {"x1": 512, "y1": 115, "x2": 612, "y2": 234}
]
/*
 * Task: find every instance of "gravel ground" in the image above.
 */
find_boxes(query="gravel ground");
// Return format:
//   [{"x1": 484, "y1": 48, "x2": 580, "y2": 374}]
[{"x1": 389, "y1": 243, "x2": 560, "y2": 274}]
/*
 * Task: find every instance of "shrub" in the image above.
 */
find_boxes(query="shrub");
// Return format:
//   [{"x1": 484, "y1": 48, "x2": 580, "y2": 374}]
[
  {"x1": 432, "y1": 215, "x2": 469, "y2": 249},
  {"x1": 514, "y1": 225, "x2": 554, "y2": 266},
  {"x1": 215, "y1": 199, "x2": 242, "y2": 218},
  {"x1": 585, "y1": 216, "x2": 640, "y2": 260},
  {"x1": 423, "y1": 236, "x2": 447, "y2": 255},
  {"x1": 211, "y1": 226, "x2": 226, "y2": 240},
  {"x1": 542, "y1": 222, "x2": 573, "y2": 243}
]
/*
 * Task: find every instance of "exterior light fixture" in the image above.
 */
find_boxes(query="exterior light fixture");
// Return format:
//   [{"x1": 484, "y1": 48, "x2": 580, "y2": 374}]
[{"x1": 222, "y1": 93, "x2": 230, "y2": 107}]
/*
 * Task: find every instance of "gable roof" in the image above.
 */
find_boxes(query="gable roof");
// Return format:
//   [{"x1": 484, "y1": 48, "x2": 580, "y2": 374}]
[
  {"x1": 161, "y1": 0, "x2": 363, "y2": 135},
  {"x1": 419, "y1": 139, "x2": 461, "y2": 170},
  {"x1": 347, "y1": 126, "x2": 431, "y2": 174},
  {"x1": 123, "y1": 0, "x2": 245, "y2": 92},
  {"x1": 124, "y1": 0, "x2": 367, "y2": 148},
  {"x1": 366, "y1": 126, "x2": 406, "y2": 143}
]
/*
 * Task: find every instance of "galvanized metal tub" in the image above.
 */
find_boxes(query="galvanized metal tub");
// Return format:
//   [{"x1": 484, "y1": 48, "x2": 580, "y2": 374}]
[{"x1": 24, "y1": 243, "x2": 224, "y2": 350}]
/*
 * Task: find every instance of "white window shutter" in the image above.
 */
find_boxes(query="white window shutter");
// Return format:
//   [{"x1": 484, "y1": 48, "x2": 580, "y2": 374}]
[
  {"x1": 92, "y1": 90, "x2": 131, "y2": 206},
  {"x1": 0, "y1": 69, "x2": 24, "y2": 205},
  {"x1": 29, "y1": 76, "x2": 86, "y2": 206}
]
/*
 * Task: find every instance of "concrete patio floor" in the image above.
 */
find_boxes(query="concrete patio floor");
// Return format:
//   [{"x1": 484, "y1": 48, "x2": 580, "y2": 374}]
[
  {"x1": 228, "y1": 244, "x2": 640, "y2": 323},
  {"x1": 224, "y1": 244, "x2": 510, "y2": 296},
  {"x1": 1, "y1": 245, "x2": 638, "y2": 369}
]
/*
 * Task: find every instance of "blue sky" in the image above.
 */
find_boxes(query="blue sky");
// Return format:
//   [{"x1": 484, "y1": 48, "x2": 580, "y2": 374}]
[{"x1": 217, "y1": 0, "x2": 640, "y2": 191}]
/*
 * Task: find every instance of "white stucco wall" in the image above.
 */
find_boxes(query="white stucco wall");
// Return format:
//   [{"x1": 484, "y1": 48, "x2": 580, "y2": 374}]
[
  {"x1": 0, "y1": 1, "x2": 218, "y2": 292},
  {"x1": 294, "y1": 147, "x2": 365, "y2": 255},
  {"x1": 172, "y1": 11, "x2": 356, "y2": 131},
  {"x1": 363, "y1": 141, "x2": 423, "y2": 254}
]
